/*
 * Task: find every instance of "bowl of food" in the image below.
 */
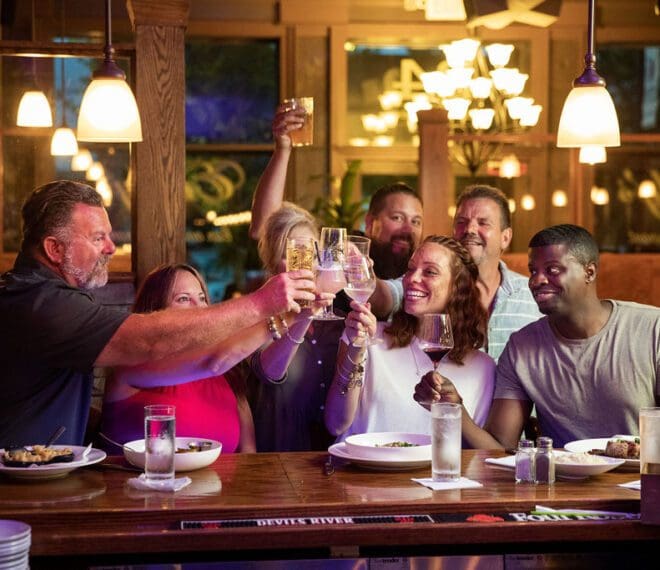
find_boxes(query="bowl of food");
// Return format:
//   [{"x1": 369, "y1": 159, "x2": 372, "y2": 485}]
[
  {"x1": 344, "y1": 432, "x2": 432, "y2": 461},
  {"x1": 554, "y1": 451, "x2": 626, "y2": 479},
  {"x1": 123, "y1": 437, "x2": 222, "y2": 472}
]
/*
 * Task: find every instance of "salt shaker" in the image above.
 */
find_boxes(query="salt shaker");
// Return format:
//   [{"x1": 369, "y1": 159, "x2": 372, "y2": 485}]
[
  {"x1": 535, "y1": 436, "x2": 555, "y2": 484},
  {"x1": 515, "y1": 439, "x2": 536, "y2": 484}
]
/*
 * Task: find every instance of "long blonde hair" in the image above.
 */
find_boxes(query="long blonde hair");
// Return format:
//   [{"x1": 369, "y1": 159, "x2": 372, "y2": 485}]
[{"x1": 258, "y1": 202, "x2": 319, "y2": 275}]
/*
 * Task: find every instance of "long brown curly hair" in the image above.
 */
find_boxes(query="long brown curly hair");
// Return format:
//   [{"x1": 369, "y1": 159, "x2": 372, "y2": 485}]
[{"x1": 384, "y1": 235, "x2": 487, "y2": 364}]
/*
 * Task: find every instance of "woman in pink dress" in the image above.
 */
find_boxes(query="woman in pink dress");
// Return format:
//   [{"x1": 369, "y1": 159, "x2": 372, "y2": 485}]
[{"x1": 101, "y1": 264, "x2": 262, "y2": 452}]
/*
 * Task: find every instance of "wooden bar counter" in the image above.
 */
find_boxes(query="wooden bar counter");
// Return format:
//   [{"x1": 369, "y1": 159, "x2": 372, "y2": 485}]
[{"x1": 0, "y1": 450, "x2": 657, "y2": 567}]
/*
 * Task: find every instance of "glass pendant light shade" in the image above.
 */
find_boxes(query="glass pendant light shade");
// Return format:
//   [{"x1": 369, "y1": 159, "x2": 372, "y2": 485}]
[
  {"x1": 556, "y1": 0, "x2": 620, "y2": 148},
  {"x1": 77, "y1": 0, "x2": 142, "y2": 142},
  {"x1": 17, "y1": 90, "x2": 53, "y2": 127},
  {"x1": 77, "y1": 77, "x2": 142, "y2": 141},
  {"x1": 579, "y1": 144, "x2": 607, "y2": 164},
  {"x1": 50, "y1": 127, "x2": 78, "y2": 156},
  {"x1": 557, "y1": 85, "x2": 620, "y2": 147}
]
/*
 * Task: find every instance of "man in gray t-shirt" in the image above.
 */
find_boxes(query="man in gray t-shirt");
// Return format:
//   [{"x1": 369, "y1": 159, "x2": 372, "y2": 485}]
[{"x1": 414, "y1": 224, "x2": 660, "y2": 448}]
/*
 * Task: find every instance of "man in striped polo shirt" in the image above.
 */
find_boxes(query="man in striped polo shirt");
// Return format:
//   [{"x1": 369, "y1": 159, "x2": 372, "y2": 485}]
[{"x1": 453, "y1": 184, "x2": 542, "y2": 361}]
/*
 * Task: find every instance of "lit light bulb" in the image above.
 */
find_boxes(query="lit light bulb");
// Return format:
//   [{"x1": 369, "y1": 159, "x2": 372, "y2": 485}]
[
  {"x1": 521, "y1": 194, "x2": 536, "y2": 211},
  {"x1": 638, "y1": 179, "x2": 657, "y2": 199},
  {"x1": 71, "y1": 149, "x2": 93, "y2": 171},
  {"x1": 508, "y1": 198, "x2": 517, "y2": 213},
  {"x1": 552, "y1": 190, "x2": 568, "y2": 207},
  {"x1": 499, "y1": 154, "x2": 521, "y2": 179},
  {"x1": 579, "y1": 145, "x2": 607, "y2": 164},
  {"x1": 50, "y1": 127, "x2": 79, "y2": 156}
]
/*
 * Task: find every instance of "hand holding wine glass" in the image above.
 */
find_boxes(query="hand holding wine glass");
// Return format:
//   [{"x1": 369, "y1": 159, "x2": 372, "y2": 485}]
[{"x1": 417, "y1": 314, "x2": 454, "y2": 370}]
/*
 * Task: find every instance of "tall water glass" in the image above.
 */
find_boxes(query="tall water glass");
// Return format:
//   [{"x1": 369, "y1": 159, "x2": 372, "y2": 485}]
[
  {"x1": 640, "y1": 407, "x2": 660, "y2": 475},
  {"x1": 283, "y1": 97, "x2": 314, "y2": 146},
  {"x1": 144, "y1": 405, "x2": 176, "y2": 486},
  {"x1": 431, "y1": 402, "x2": 462, "y2": 482}
]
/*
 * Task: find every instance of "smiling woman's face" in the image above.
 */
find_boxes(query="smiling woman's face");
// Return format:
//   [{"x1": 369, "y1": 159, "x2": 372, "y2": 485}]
[
  {"x1": 402, "y1": 242, "x2": 454, "y2": 317},
  {"x1": 167, "y1": 270, "x2": 208, "y2": 309}
]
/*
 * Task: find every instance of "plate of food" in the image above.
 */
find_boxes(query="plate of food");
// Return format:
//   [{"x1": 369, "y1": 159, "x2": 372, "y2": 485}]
[
  {"x1": 123, "y1": 437, "x2": 222, "y2": 472},
  {"x1": 0, "y1": 445, "x2": 106, "y2": 480},
  {"x1": 564, "y1": 435, "x2": 640, "y2": 470},
  {"x1": 329, "y1": 442, "x2": 431, "y2": 471},
  {"x1": 344, "y1": 432, "x2": 432, "y2": 462},
  {"x1": 553, "y1": 451, "x2": 626, "y2": 479},
  {"x1": 485, "y1": 451, "x2": 625, "y2": 480}
]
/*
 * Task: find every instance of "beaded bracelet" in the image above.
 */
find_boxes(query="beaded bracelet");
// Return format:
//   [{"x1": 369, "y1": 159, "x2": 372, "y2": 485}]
[
  {"x1": 266, "y1": 316, "x2": 281, "y2": 341},
  {"x1": 336, "y1": 363, "x2": 365, "y2": 395}
]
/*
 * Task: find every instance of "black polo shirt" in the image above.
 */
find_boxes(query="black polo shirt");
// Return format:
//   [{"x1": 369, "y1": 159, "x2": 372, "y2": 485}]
[{"x1": 0, "y1": 253, "x2": 129, "y2": 447}]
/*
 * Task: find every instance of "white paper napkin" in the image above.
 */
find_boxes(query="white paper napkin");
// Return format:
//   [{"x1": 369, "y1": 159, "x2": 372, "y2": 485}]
[
  {"x1": 412, "y1": 477, "x2": 483, "y2": 490},
  {"x1": 484, "y1": 456, "x2": 515, "y2": 469},
  {"x1": 127, "y1": 474, "x2": 192, "y2": 492},
  {"x1": 618, "y1": 479, "x2": 641, "y2": 490}
]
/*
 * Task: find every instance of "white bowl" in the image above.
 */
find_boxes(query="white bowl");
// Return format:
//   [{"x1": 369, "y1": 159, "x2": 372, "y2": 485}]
[
  {"x1": 554, "y1": 451, "x2": 626, "y2": 479},
  {"x1": 344, "y1": 432, "x2": 432, "y2": 461},
  {"x1": 123, "y1": 437, "x2": 222, "y2": 472}
]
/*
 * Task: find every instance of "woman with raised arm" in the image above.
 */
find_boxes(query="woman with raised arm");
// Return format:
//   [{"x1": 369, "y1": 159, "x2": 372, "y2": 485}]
[{"x1": 325, "y1": 236, "x2": 496, "y2": 441}]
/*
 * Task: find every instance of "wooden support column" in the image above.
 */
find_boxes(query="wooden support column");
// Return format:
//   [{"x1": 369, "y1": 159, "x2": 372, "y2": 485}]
[
  {"x1": 126, "y1": 0, "x2": 190, "y2": 286},
  {"x1": 417, "y1": 109, "x2": 453, "y2": 237}
]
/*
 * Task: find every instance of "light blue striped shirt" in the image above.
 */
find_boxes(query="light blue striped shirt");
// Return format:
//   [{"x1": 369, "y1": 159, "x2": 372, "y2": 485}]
[{"x1": 488, "y1": 261, "x2": 542, "y2": 362}]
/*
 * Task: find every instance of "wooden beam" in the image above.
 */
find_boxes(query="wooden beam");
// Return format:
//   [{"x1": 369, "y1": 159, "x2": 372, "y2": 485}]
[
  {"x1": 417, "y1": 108, "x2": 453, "y2": 238},
  {"x1": 126, "y1": 0, "x2": 190, "y2": 286}
]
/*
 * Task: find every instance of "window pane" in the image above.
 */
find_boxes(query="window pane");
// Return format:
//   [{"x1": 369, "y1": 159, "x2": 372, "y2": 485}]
[
  {"x1": 185, "y1": 39, "x2": 279, "y2": 144},
  {"x1": 185, "y1": 152, "x2": 270, "y2": 301},
  {"x1": 1, "y1": 55, "x2": 132, "y2": 254},
  {"x1": 593, "y1": 145, "x2": 660, "y2": 252},
  {"x1": 346, "y1": 40, "x2": 532, "y2": 149},
  {"x1": 598, "y1": 45, "x2": 660, "y2": 134}
]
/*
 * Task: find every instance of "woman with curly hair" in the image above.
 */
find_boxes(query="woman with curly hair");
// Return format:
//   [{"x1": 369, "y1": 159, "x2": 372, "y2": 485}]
[{"x1": 325, "y1": 235, "x2": 495, "y2": 441}]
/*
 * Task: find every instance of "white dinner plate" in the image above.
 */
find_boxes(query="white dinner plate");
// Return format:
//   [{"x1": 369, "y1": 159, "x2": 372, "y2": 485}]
[
  {"x1": 485, "y1": 452, "x2": 626, "y2": 480},
  {"x1": 0, "y1": 446, "x2": 107, "y2": 481},
  {"x1": 564, "y1": 437, "x2": 640, "y2": 470},
  {"x1": 328, "y1": 442, "x2": 431, "y2": 471}
]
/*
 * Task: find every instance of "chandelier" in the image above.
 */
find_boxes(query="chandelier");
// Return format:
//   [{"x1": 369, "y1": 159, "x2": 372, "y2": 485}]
[{"x1": 359, "y1": 38, "x2": 542, "y2": 177}]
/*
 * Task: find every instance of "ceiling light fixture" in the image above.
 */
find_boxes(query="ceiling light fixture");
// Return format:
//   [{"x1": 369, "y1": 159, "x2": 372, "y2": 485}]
[
  {"x1": 557, "y1": 0, "x2": 620, "y2": 148},
  {"x1": 16, "y1": 0, "x2": 53, "y2": 127},
  {"x1": 77, "y1": 0, "x2": 142, "y2": 142}
]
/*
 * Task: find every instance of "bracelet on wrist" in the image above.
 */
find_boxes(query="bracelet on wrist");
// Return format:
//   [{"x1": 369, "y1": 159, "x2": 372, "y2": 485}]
[
  {"x1": 346, "y1": 349, "x2": 367, "y2": 366},
  {"x1": 336, "y1": 363, "x2": 365, "y2": 396},
  {"x1": 267, "y1": 316, "x2": 281, "y2": 341},
  {"x1": 285, "y1": 330, "x2": 305, "y2": 344}
]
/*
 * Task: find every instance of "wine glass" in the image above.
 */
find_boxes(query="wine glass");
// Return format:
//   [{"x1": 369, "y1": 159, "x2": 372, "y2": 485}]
[
  {"x1": 417, "y1": 313, "x2": 454, "y2": 371},
  {"x1": 314, "y1": 227, "x2": 347, "y2": 321},
  {"x1": 343, "y1": 237, "x2": 380, "y2": 345}
]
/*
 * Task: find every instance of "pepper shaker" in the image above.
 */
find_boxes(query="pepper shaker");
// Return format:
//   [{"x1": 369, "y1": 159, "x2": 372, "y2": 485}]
[
  {"x1": 535, "y1": 436, "x2": 555, "y2": 484},
  {"x1": 515, "y1": 439, "x2": 536, "y2": 484}
]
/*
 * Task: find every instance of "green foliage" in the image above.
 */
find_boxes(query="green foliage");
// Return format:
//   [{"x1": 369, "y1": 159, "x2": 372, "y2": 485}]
[{"x1": 311, "y1": 160, "x2": 367, "y2": 231}]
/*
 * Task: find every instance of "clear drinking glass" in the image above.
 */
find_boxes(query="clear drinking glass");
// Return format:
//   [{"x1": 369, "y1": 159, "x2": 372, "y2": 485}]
[
  {"x1": 144, "y1": 404, "x2": 176, "y2": 486},
  {"x1": 417, "y1": 313, "x2": 454, "y2": 371},
  {"x1": 431, "y1": 402, "x2": 462, "y2": 482},
  {"x1": 283, "y1": 97, "x2": 314, "y2": 146},
  {"x1": 640, "y1": 407, "x2": 660, "y2": 475},
  {"x1": 314, "y1": 227, "x2": 347, "y2": 321},
  {"x1": 286, "y1": 236, "x2": 315, "y2": 309}
]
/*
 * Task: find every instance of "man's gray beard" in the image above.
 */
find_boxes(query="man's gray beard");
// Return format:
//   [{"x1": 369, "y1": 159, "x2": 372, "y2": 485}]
[{"x1": 62, "y1": 249, "x2": 110, "y2": 290}]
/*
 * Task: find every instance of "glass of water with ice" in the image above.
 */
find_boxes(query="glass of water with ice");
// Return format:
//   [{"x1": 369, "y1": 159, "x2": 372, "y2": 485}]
[
  {"x1": 144, "y1": 405, "x2": 176, "y2": 486},
  {"x1": 431, "y1": 402, "x2": 462, "y2": 482}
]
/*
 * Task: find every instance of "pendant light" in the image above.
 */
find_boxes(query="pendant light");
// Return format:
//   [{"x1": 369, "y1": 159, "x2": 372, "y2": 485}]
[
  {"x1": 77, "y1": 0, "x2": 142, "y2": 142},
  {"x1": 16, "y1": 0, "x2": 53, "y2": 127},
  {"x1": 51, "y1": 59, "x2": 78, "y2": 155},
  {"x1": 51, "y1": 2, "x2": 77, "y2": 155},
  {"x1": 557, "y1": 0, "x2": 620, "y2": 148}
]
